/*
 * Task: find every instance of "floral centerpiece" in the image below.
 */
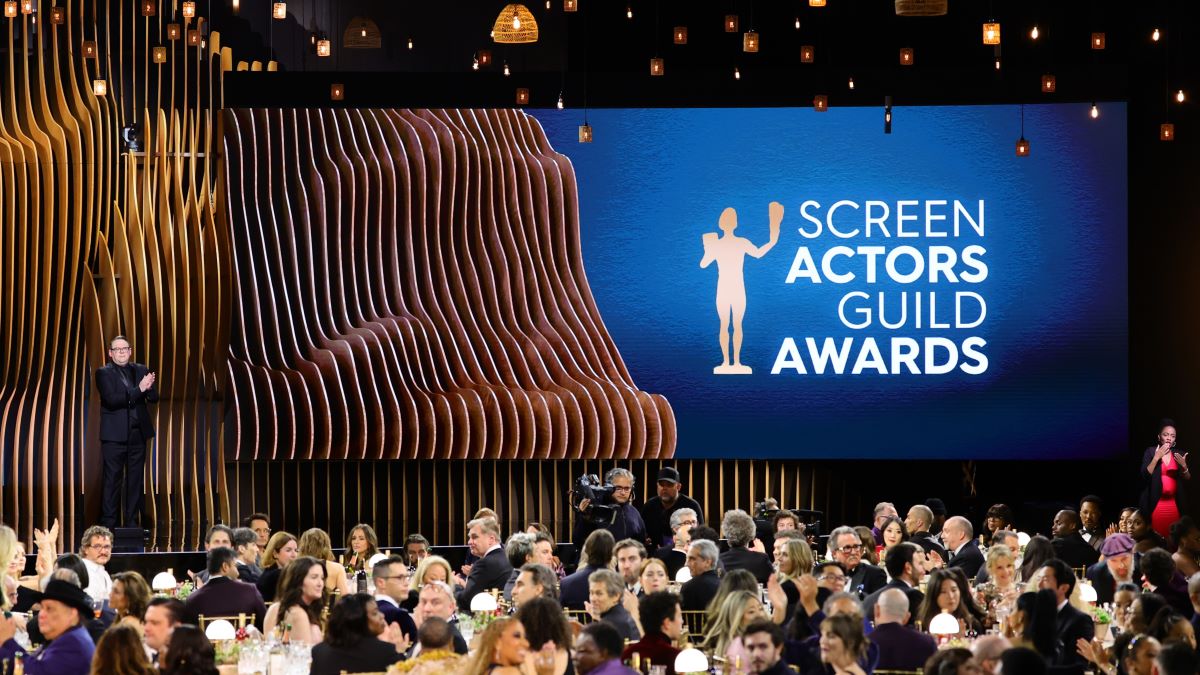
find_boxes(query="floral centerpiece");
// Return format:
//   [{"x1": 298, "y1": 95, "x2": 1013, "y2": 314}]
[{"x1": 1091, "y1": 605, "x2": 1113, "y2": 641}]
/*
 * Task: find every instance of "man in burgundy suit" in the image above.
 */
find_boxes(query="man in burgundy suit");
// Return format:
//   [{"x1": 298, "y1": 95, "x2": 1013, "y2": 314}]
[
  {"x1": 183, "y1": 547, "x2": 267, "y2": 629},
  {"x1": 622, "y1": 592, "x2": 682, "y2": 674}
]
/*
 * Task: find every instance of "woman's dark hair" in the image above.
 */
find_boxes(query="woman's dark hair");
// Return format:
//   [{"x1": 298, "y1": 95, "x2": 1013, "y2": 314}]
[
  {"x1": 1159, "y1": 418, "x2": 1177, "y2": 434},
  {"x1": 1132, "y1": 593, "x2": 1169, "y2": 634},
  {"x1": 915, "y1": 568, "x2": 984, "y2": 632},
  {"x1": 1141, "y1": 548, "x2": 1175, "y2": 587},
  {"x1": 1017, "y1": 590, "x2": 1059, "y2": 658},
  {"x1": 1148, "y1": 607, "x2": 1188, "y2": 644},
  {"x1": 326, "y1": 593, "x2": 375, "y2": 650},
  {"x1": 581, "y1": 529, "x2": 616, "y2": 569},
  {"x1": 515, "y1": 596, "x2": 572, "y2": 650},
  {"x1": 878, "y1": 515, "x2": 908, "y2": 543},
  {"x1": 277, "y1": 556, "x2": 326, "y2": 626},
  {"x1": 819, "y1": 613, "x2": 867, "y2": 661},
  {"x1": 90, "y1": 623, "x2": 157, "y2": 675},
  {"x1": 55, "y1": 553, "x2": 89, "y2": 589},
  {"x1": 1170, "y1": 516, "x2": 1198, "y2": 547},
  {"x1": 985, "y1": 504, "x2": 1015, "y2": 531},
  {"x1": 161, "y1": 625, "x2": 218, "y2": 675},
  {"x1": 1019, "y1": 535, "x2": 1056, "y2": 581},
  {"x1": 1111, "y1": 631, "x2": 1137, "y2": 675},
  {"x1": 113, "y1": 571, "x2": 152, "y2": 621},
  {"x1": 923, "y1": 647, "x2": 975, "y2": 675}
]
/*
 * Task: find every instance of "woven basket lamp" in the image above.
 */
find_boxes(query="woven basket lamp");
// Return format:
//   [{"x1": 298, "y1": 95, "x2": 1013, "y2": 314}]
[
  {"x1": 493, "y1": 4, "x2": 538, "y2": 44},
  {"x1": 895, "y1": 0, "x2": 947, "y2": 16}
]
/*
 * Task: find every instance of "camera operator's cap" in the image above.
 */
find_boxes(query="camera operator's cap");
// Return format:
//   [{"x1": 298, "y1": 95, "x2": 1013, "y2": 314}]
[
  {"x1": 924, "y1": 498, "x2": 947, "y2": 516},
  {"x1": 656, "y1": 467, "x2": 681, "y2": 484}
]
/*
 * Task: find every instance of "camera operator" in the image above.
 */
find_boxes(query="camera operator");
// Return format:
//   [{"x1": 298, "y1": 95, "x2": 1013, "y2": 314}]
[
  {"x1": 640, "y1": 467, "x2": 704, "y2": 549},
  {"x1": 572, "y1": 468, "x2": 646, "y2": 549}
]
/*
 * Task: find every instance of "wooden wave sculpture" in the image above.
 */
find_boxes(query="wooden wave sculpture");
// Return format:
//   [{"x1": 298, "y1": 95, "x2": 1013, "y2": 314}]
[{"x1": 222, "y1": 108, "x2": 677, "y2": 460}]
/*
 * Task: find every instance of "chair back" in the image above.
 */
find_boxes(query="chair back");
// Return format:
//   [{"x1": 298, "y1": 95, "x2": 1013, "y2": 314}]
[
  {"x1": 564, "y1": 609, "x2": 593, "y2": 625},
  {"x1": 197, "y1": 613, "x2": 249, "y2": 629},
  {"x1": 681, "y1": 610, "x2": 707, "y2": 635}
]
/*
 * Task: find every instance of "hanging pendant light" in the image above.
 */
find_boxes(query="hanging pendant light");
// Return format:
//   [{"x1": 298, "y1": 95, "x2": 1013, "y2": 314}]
[
  {"x1": 743, "y1": 31, "x2": 759, "y2": 52},
  {"x1": 982, "y1": 22, "x2": 1000, "y2": 45},
  {"x1": 674, "y1": 26, "x2": 687, "y2": 44},
  {"x1": 493, "y1": 4, "x2": 538, "y2": 43},
  {"x1": 272, "y1": 2, "x2": 286, "y2": 19},
  {"x1": 182, "y1": 1, "x2": 196, "y2": 17},
  {"x1": 331, "y1": 84, "x2": 344, "y2": 100}
]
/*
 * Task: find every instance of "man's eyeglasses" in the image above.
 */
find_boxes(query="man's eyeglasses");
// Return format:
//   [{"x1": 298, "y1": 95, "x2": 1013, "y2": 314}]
[
  {"x1": 835, "y1": 545, "x2": 863, "y2": 554},
  {"x1": 817, "y1": 574, "x2": 847, "y2": 584},
  {"x1": 110, "y1": 347, "x2": 131, "y2": 353},
  {"x1": 612, "y1": 486, "x2": 632, "y2": 493},
  {"x1": 377, "y1": 575, "x2": 410, "y2": 581},
  {"x1": 89, "y1": 544, "x2": 113, "y2": 551}
]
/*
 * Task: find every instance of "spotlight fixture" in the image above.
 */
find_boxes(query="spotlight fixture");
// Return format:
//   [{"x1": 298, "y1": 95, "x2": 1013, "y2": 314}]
[
  {"x1": 1176, "y1": 89, "x2": 1185, "y2": 103},
  {"x1": 733, "y1": 66, "x2": 740, "y2": 80},
  {"x1": 626, "y1": 5, "x2": 631, "y2": 19},
  {"x1": 503, "y1": 61, "x2": 510, "y2": 76},
  {"x1": 848, "y1": 76, "x2": 855, "y2": 90},
  {"x1": 557, "y1": 92, "x2": 564, "y2": 109},
  {"x1": 884, "y1": 96, "x2": 892, "y2": 134},
  {"x1": 1152, "y1": 27, "x2": 1160, "y2": 42},
  {"x1": 232, "y1": 0, "x2": 239, "y2": 14},
  {"x1": 408, "y1": 37, "x2": 414, "y2": 49},
  {"x1": 794, "y1": 17, "x2": 800, "y2": 29}
]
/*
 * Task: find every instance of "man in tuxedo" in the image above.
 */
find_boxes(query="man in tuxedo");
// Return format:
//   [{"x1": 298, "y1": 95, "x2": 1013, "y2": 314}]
[
  {"x1": 371, "y1": 556, "x2": 417, "y2": 643},
  {"x1": 869, "y1": 589, "x2": 937, "y2": 671},
  {"x1": 455, "y1": 517, "x2": 512, "y2": 611},
  {"x1": 183, "y1": 547, "x2": 267, "y2": 628},
  {"x1": 941, "y1": 516, "x2": 984, "y2": 578},
  {"x1": 904, "y1": 505, "x2": 948, "y2": 562},
  {"x1": 1087, "y1": 534, "x2": 1139, "y2": 605},
  {"x1": 1051, "y1": 510, "x2": 1100, "y2": 569},
  {"x1": 652, "y1": 508, "x2": 696, "y2": 580},
  {"x1": 720, "y1": 509, "x2": 773, "y2": 584},
  {"x1": 1079, "y1": 496, "x2": 1106, "y2": 552},
  {"x1": 862, "y1": 543, "x2": 926, "y2": 625},
  {"x1": 231, "y1": 527, "x2": 262, "y2": 584},
  {"x1": 95, "y1": 335, "x2": 158, "y2": 528},
  {"x1": 1038, "y1": 558, "x2": 1094, "y2": 674},
  {"x1": 828, "y1": 526, "x2": 886, "y2": 597},
  {"x1": 502, "y1": 533, "x2": 536, "y2": 602},
  {"x1": 680, "y1": 540, "x2": 721, "y2": 611}
]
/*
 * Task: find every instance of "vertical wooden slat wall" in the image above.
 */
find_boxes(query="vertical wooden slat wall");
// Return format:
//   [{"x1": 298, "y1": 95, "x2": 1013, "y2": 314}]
[{"x1": 225, "y1": 459, "x2": 863, "y2": 547}]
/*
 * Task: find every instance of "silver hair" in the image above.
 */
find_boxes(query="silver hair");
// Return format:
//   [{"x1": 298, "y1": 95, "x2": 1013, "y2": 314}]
[
  {"x1": 588, "y1": 568, "x2": 625, "y2": 598},
  {"x1": 689, "y1": 539, "x2": 719, "y2": 566},
  {"x1": 51, "y1": 568, "x2": 82, "y2": 588},
  {"x1": 721, "y1": 509, "x2": 756, "y2": 547},
  {"x1": 670, "y1": 508, "x2": 697, "y2": 532},
  {"x1": 946, "y1": 515, "x2": 974, "y2": 539},
  {"x1": 972, "y1": 634, "x2": 1011, "y2": 661},
  {"x1": 876, "y1": 588, "x2": 909, "y2": 620},
  {"x1": 605, "y1": 467, "x2": 635, "y2": 486},
  {"x1": 873, "y1": 502, "x2": 896, "y2": 518},
  {"x1": 822, "y1": 591, "x2": 863, "y2": 618},
  {"x1": 827, "y1": 526, "x2": 859, "y2": 557},
  {"x1": 468, "y1": 517, "x2": 501, "y2": 538},
  {"x1": 419, "y1": 580, "x2": 456, "y2": 602},
  {"x1": 505, "y1": 533, "x2": 535, "y2": 568}
]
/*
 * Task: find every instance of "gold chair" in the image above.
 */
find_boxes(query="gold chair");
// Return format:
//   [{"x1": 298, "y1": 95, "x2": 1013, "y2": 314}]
[
  {"x1": 1073, "y1": 566, "x2": 1087, "y2": 579},
  {"x1": 197, "y1": 613, "x2": 249, "y2": 630},
  {"x1": 681, "y1": 610, "x2": 707, "y2": 635},
  {"x1": 564, "y1": 609, "x2": 593, "y2": 625}
]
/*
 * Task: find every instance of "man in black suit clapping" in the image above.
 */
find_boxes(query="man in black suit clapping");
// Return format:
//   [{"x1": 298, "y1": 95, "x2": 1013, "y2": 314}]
[
  {"x1": 95, "y1": 335, "x2": 158, "y2": 528},
  {"x1": 941, "y1": 516, "x2": 985, "y2": 579},
  {"x1": 456, "y1": 517, "x2": 512, "y2": 611}
]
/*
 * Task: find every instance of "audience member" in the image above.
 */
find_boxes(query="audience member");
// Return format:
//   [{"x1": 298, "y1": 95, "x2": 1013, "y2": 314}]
[
  {"x1": 925, "y1": 498, "x2": 948, "y2": 534},
  {"x1": 1079, "y1": 495, "x2": 1105, "y2": 551},
  {"x1": 456, "y1": 517, "x2": 512, "y2": 612},
  {"x1": 371, "y1": 556, "x2": 417, "y2": 643},
  {"x1": 463, "y1": 616, "x2": 529, "y2": 675},
  {"x1": 922, "y1": 647, "x2": 981, "y2": 675},
  {"x1": 773, "y1": 510, "x2": 803, "y2": 534},
  {"x1": 1155, "y1": 641, "x2": 1198, "y2": 675},
  {"x1": 827, "y1": 526, "x2": 886, "y2": 597},
  {"x1": 299, "y1": 528, "x2": 350, "y2": 596},
  {"x1": 653, "y1": 508, "x2": 696, "y2": 579},
  {"x1": 623, "y1": 591, "x2": 682, "y2": 675},
  {"x1": 263, "y1": 556, "x2": 326, "y2": 643},
  {"x1": 942, "y1": 516, "x2": 985, "y2": 578},
  {"x1": 869, "y1": 588, "x2": 937, "y2": 671},
  {"x1": 561, "y1": 529, "x2": 615, "y2": 610},
  {"x1": 854, "y1": 526, "x2": 881, "y2": 566},
  {"x1": 905, "y1": 505, "x2": 948, "y2": 562},
  {"x1": 183, "y1": 546, "x2": 267, "y2": 628},
  {"x1": 862, "y1": 542, "x2": 925, "y2": 626},
  {"x1": 405, "y1": 534, "x2": 431, "y2": 570},
  {"x1": 255, "y1": 530, "x2": 298, "y2": 602},
  {"x1": 819, "y1": 612, "x2": 870, "y2": 675},
  {"x1": 160, "y1": 625, "x2": 217, "y2": 675},
  {"x1": 89, "y1": 623, "x2": 155, "y2": 675},
  {"x1": 110, "y1": 570, "x2": 151, "y2": 632},
  {"x1": 973, "y1": 544, "x2": 1019, "y2": 627},
  {"x1": 0, "y1": 579, "x2": 97, "y2": 673},
  {"x1": 413, "y1": 582, "x2": 469, "y2": 655},
  {"x1": 573, "y1": 621, "x2": 638, "y2": 675},
  {"x1": 870, "y1": 502, "x2": 899, "y2": 546},
  {"x1": 79, "y1": 525, "x2": 114, "y2": 602},
  {"x1": 703, "y1": 589, "x2": 765, "y2": 665},
  {"x1": 915, "y1": 568, "x2": 983, "y2": 636},
  {"x1": 615, "y1": 539, "x2": 648, "y2": 594},
  {"x1": 241, "y1": 513, "x2": 272, "y2": 549},
  {"x1": 24, "y1": 568, "x2": 109, "y2": 645},
  {"x1": 742, "y1": 619, "x2": 790, "y2": 675},
  {"x1": 998, "y1": 646, "x2": 1047, "y2": 675},
  {"x1": 588, "y1": 569, "x2": 640, "y2": 641},
  {"x1": 680, "y1": 539, "x2": 721, "y2": 611},
  {"x1": 641, "y1": 467, "x2": 704, "y2": 549},
  {"x1": 399, "y1": 617, "x2": 463, "y2": 673},
  {"x1": 1141, "y1": 419, "x2": 1190, "y2": 541},
  {"x1": 143, "y1": 597, "x2": 184, "y2": 663},
  {"x1": 1148, "y1": 608, "x2": 1196, "y2": 648},
  {"x1": 774, "y1": 537, "x2": 815, "y2": 615},
  {"x1": 974, "y1": 530, "x2": 1019, "y2": 585},
  {"x1": 1142, "y1": 548, "x2": 1194, "y2": 618},
  {"x1": 638, "y1": 558, "x2": 670, "y2": 597},
  {"x1": 970, "y1": 634, "x2": 1009, "y2": 674},
  {"x1": 1018, "y1": 535, "x2": 1055, "y2": 583},
  {"x1": 192, "y1": 525, "x2": 233, "y2": 585},
  {"x1": 230, "y1": 527, "x2": 262, "y2": 584},
  {"x1": 573, "y1": 468, "x2": 647, "y2": 548},
  {"x1": 1038, "y1": 559, "x2": 1093, "y2": 671},
  {"x1": 516, "y1": 597, "x2": 573, "y2": 675},
  {"x1": 1131, "y1": 594, "x2": 1170, "y2": 635},
  {"x1": 511, "y1": 563, "x2": 558, "y2": 609},
  {"x1": 501, "y1": 533, "x2": 536, "y2": 601},
  {"x1": 343, "y1": 524, "x2": 380, "y2": 573},
  {"x1": 1129, "y1": 508, "x2": 1171, "y2": 554},
  {"x1": 527, "y1": 529, "x2": 563, "y2": 580},
  {"x1": 310, "y1": 593, "x2": 408, "y2": 675},
  {"x1": 877, "y1": 516, "x2": 908, "y2": 557},
  {"x1": 1171, "y1": 516, "x2": 1200, "y2": 578},
  {"x1": 982, "y1": 504, "x2": 1015, "y2": 540},
  {"x1": 1122, "y1": 634, "x2": 1161, "y2": 675},
  {"x1": 1050, "y1": 509, "x2": 1101, "y2": 569},
  {"x1": 721, "y1": 510, "x2": 772, "y2": 584}
]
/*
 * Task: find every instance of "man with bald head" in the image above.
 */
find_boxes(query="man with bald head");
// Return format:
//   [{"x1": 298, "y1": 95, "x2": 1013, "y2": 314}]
[
  {"x1": 941, "y1": 515, "x2": 984, "y2": 578},
  {"x1": 1051, "y1": 509, "x2": 1100, "y2": 569},
  {"x1": 904, "y1": 505, "x2": 947, "y2": 561},
  {"x1": 869, "y1": 588, "x2": 936, "y2": 671}
]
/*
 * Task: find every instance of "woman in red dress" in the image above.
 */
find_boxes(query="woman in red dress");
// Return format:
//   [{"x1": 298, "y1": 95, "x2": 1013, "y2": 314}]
[{"x1": 1141, "y1": 419, "x2": 1191, "y2": 540}]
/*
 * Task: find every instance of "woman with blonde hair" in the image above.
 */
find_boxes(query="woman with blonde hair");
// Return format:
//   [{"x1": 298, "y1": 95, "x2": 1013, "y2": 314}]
[
  {"x1": 404, "y1": 556, "x2": 457, "y2": 611},
  {"x1": 343, "y1": 524, "x2": 381, "y2": 573},
  {"x1": 701, "y1": 590, "x2": 767, "y2": 666},
  {"x1": 111, "y1": 571, "x2": 152, "y2": 632},
  {"x1": 774, "y1": 536, "x2": 814, "y2": 616},
  {"x1": 0, "y1": 524, "x2": 15, "y2": 610},
  {"x1": 461, "y1": 616, "x2": 531, "y2": 675},
  {"x1": 975, "y1": 544, "x2": 1019, "y2": 628},
  {"x1": 256, "y1": 531, "x2": 299, "y2": 602},
  {"x1": 299, "y1": 528, "x2": 350, "y2": 595}
]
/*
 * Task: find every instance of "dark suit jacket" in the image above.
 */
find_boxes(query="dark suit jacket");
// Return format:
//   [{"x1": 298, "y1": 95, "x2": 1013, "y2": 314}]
[
  {"x1": 862, "y1": 579, "x2": 924, "y2": 626},
  {"x1": 653, "y1": 547, "x2": 687, "y2": 580},
  {"x1": 1051, "y1": 602, "x2": 1095, "y2": 673},
  {"x1": 1052, "y1": 533, "x2": 1100, "y2": 569},
  {"x1": 847, "y1": 562, "x2": 888, "y2": 597},
  {"x1": 680, "y1": 570, "x2": 721, "y2": 611},
  {"x1": 311, "y1": 637, "x2": 402, "y2": 675},
  {"x1": 947, "y1": 540, "x2": 985, "y2": 578},
  {"x1": 560, "y1": 564, "x2": 597, "y2": 610},
  {"x1": 375, "y1": 596, "x2": 418, "y2": 642},
  {"x1": 0, "y1": 625, "x2": 95, "y2": 675},
  {"x1": 1086, "y1": 559, "x2": 1141, "y2": 605},
  {"x1": 95, "y1": 362, "x2": 158, "y2": 441},
  {"x1": 869, "y1": 622, "x2": 937, "y2": 671},
  {"x1": 602, "y1": 604, "x2": 641, "y2": 642},
  {"x1": 183, "y1": 576, "x2": 267, "y2": 628},
  {"x1": 456, "y1": 547, "x2": 513, "y2": 611},
  {"x1": 910, "y1": 531, "x2": 948, "y2": 560},
  {"x1": 720, "y1": 546, "x2": 773, "y2": 585},
  {"x1": 235, "y1": 561, "x2": 262, "y2": 585}
]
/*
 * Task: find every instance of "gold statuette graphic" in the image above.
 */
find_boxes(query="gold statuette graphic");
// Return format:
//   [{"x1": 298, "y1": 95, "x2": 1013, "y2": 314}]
[{"x1": 700, "y1": 202, "x2": 783, "y2": 374}]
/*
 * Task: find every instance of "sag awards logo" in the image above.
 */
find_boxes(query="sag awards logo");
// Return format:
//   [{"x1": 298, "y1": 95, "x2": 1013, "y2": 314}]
[{"x1": 701, "y1": 199, "x2": 990, "y2": 376}]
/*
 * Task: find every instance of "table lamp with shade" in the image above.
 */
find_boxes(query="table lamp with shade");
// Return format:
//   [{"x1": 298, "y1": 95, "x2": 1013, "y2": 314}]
[
  {"x1": 674, "y1": 648, "x2": 709, "y2": 675},
  {"x1": 1078, "y1": 581, "x2": 1098, "y2": 604},
  {"x1": 675, "y1": 566, "x2": 692, "y2": 583},
  {"x1": 204, "y1": 619, "x2": 237, "y2": 641},
  {"x1": 470, "y1": 592, "x2": 498, "y2": 613},
  {"x1": 152, "y1": 570, "x2": 178, "y2": 593},
  {"x1": 929, "y1": 610, "x2": 960, "y2": 644}
]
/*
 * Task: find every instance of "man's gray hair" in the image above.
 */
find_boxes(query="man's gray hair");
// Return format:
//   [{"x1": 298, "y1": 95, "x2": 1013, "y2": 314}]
[
  {"x1": 505, "y1": 533, "x2": 535, "y2": 569},
  {"x1": 991, "y1": 529, "x2": 1018, "y2": 547},
  {"x1": 876, "y1": 588, "x2": 909, "y2": 620},
  {"x1": 605, "y1": 467, "x2": 635, "y2": 486},
  {"x1": 873, "y1": 502, "x2": 896, "y2": 518},
  {"x1": 822, "y1": 591, "x2": 863, "y2": 618},
  {"x1": 420, "y1": 580, "x2": 456, "y2": 602},
  {"x1": 689, "y1": 539, "x2": 719, "y2": 566},
  {"x1": 51, "y1": 568, "x2": 82, "y2": 587},
  {"x1": 722, "y1": 509, "x2": 756, "y2": 547},
  {"x1": 520, "y1": 563, "x2": 560, "y2": 600},
  {"x1": 972, "y1": 634, "x2": 1011, "y2": 662},
  {"x1": 588, "y1": 568, "x2": 625, "y2": 598},
  {"x1": 670, "y1": 508, "x2": 697, "y2": 532},
  {"x1": 231, "y1": 527, "x2": 257, "y2": 549},
  {"x1": 468, "y1": 517, "x2": 501, "y2": 539},
  {"x1": 907, "y1": 505, "x2": 933, "y2": 530},
  {"x1": 946, "y1": 515, "x2": 974, "y2": 539},
  {"x1": 827, "y1": 526, "x2": 859, "y2": 556},
  {"x1": 1188, "y1": 571, "x2": 1200, "y2": 597}
]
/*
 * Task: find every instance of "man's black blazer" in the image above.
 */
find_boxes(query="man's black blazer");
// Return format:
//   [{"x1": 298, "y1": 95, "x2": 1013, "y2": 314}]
[
  {"x1": 720, "y1": 546, "x2": 773, "y2": 585},
  {"x1": 848, "y1": 562, "x2": 888, "y2": 597},
  {"x1": 96, "y1": 362, "x2": 158, "y2": 442},
  {"x1": 680, "y1": 570, "x2": 721, "y2": 612},
  {"x1": 947, "y1": 540, "x2": 985, "y2": 579},
  {"x1": 182, "y1": 576, "x2": 267, "y2": 628},
  {"x1": 456, "y1": 547, "x2": 513, "y2": 611},
  {"x1": 861, "y1": 579, "x2": 924, "y2": 626},
  {"x1": 1051, "y1": 602, "x2": 1095, "y2": 673},
  {"x1": 1052, "y1": 533, "x2": 1100, "y2": 570}
]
